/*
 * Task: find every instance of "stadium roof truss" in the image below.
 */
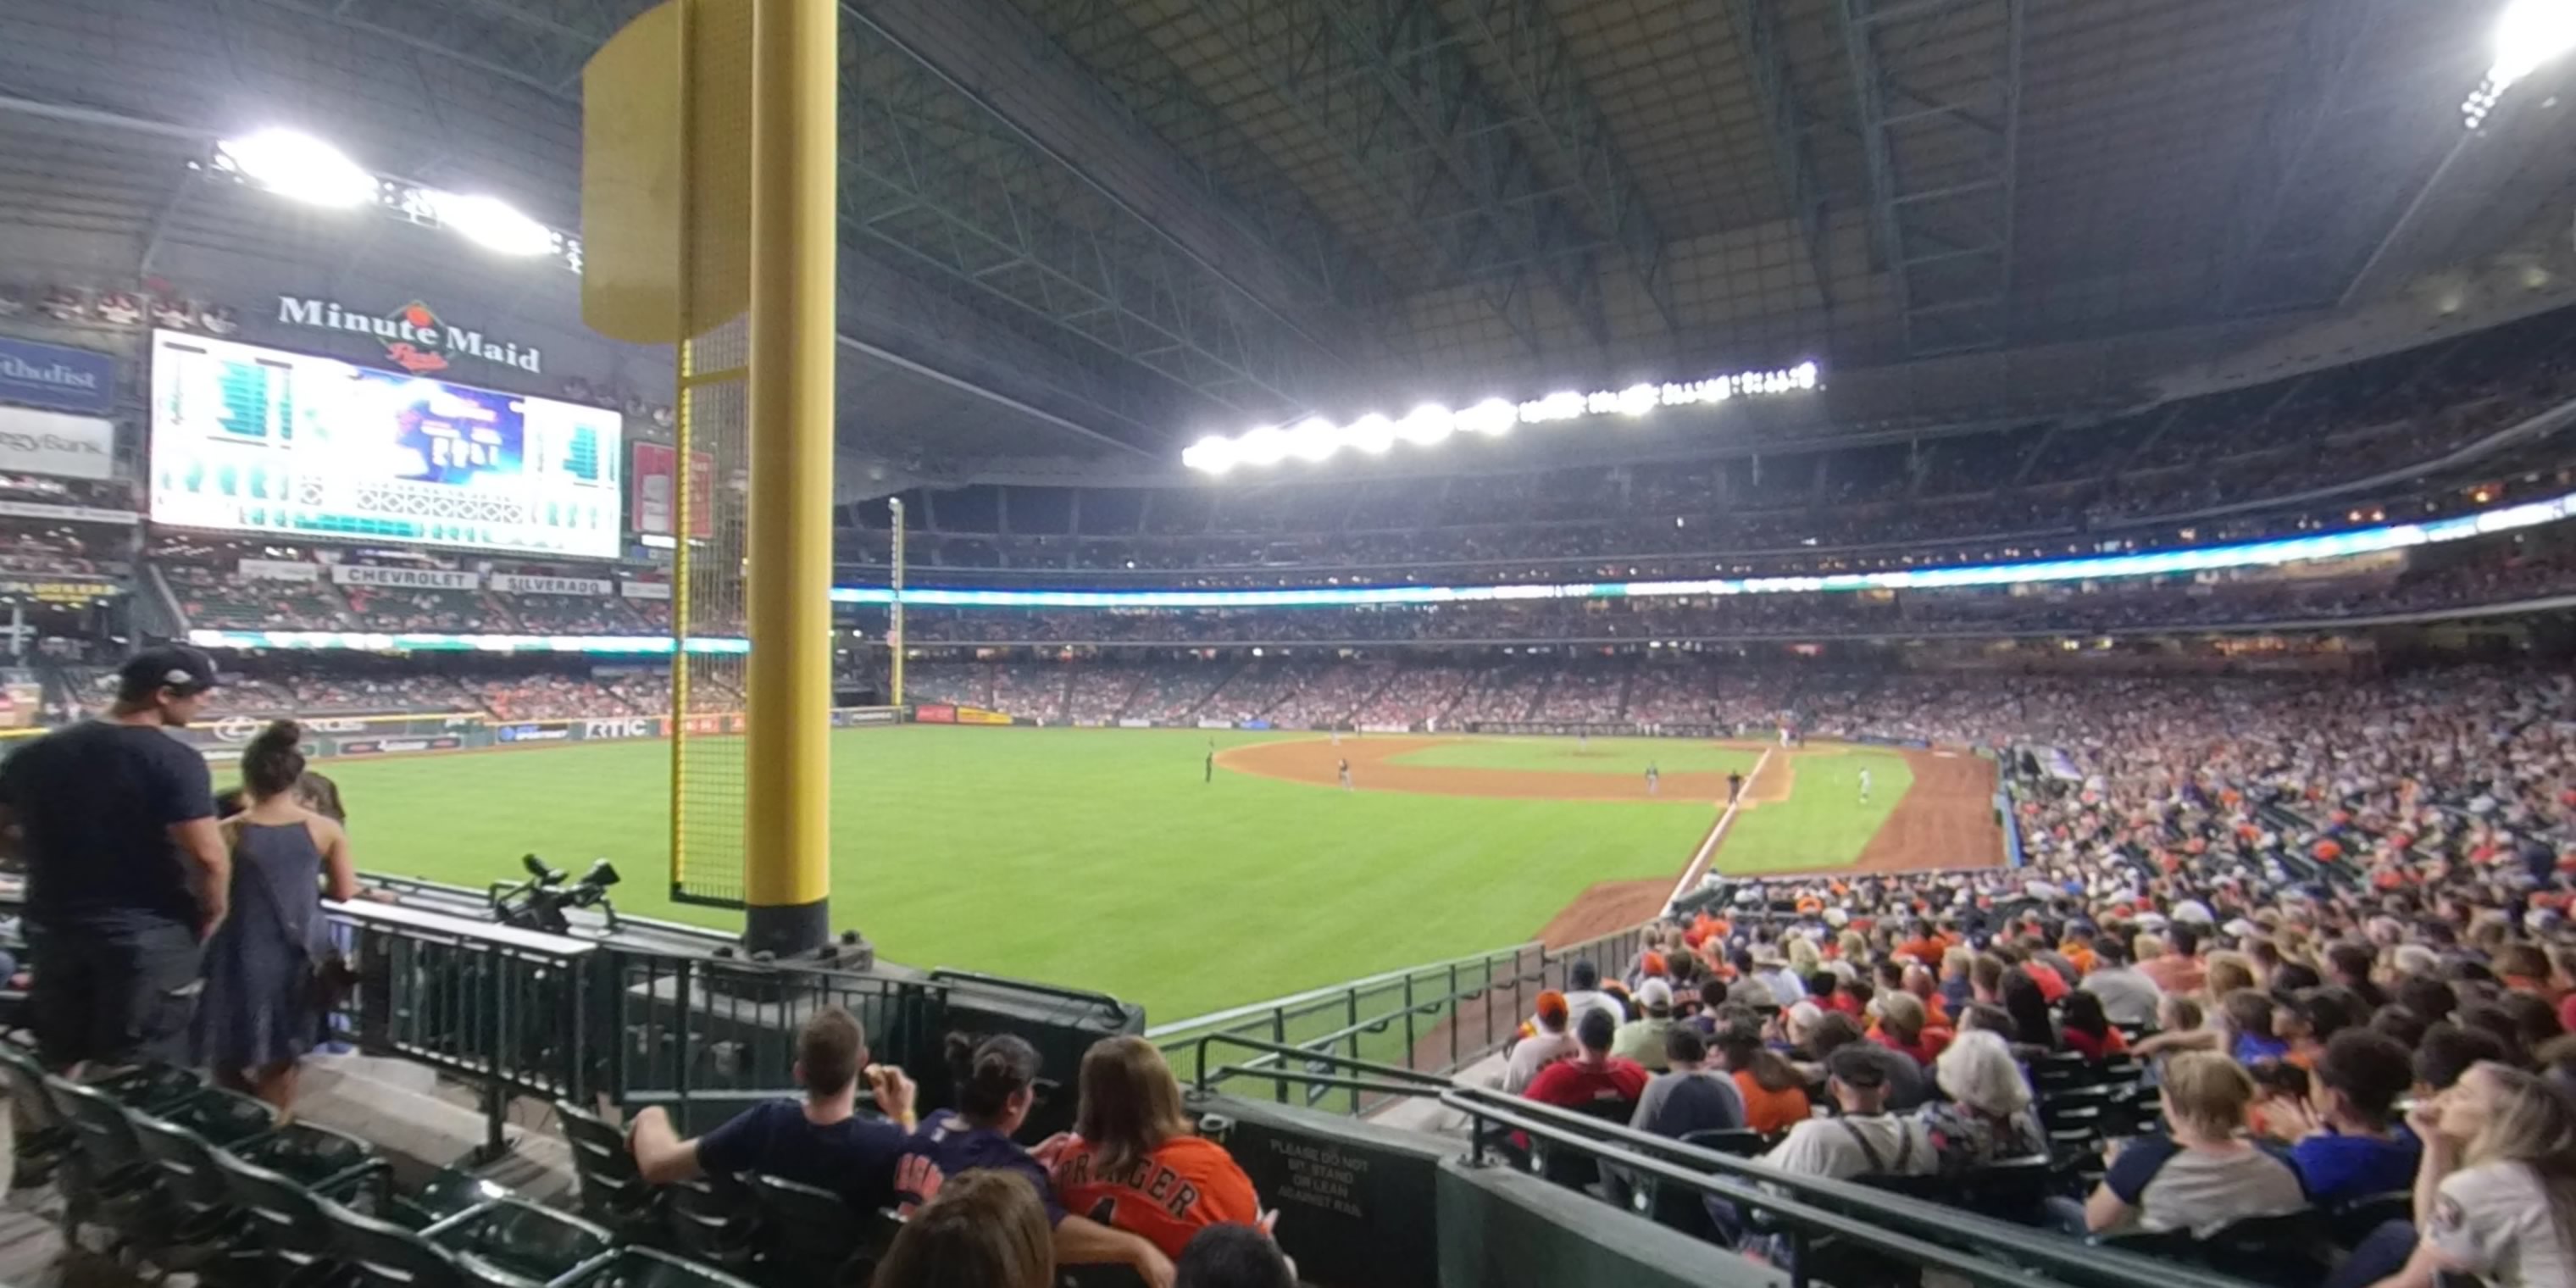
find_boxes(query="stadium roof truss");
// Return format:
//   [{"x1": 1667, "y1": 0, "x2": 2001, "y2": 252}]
[
  {"x1": 1838, "y1": 0, "x2": 2023, "y2": 358},
  {"x1": 0, "y1": 0, "x2": 2570, "y2": 474}
]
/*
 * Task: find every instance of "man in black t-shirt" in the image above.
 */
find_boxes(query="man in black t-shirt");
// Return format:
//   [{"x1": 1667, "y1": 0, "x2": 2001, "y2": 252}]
[
  {"x1": 0, "y1": 647, "x2": 228, "y2": 1069},
  {"x1": 629, "y1": 1008, "x2": 914, "y2": 1213}
]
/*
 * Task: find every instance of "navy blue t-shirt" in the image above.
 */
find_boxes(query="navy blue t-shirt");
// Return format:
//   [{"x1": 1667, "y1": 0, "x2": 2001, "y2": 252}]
[
  {"x1": 894, "y1": 1110, "x2": 1063, "y2": 1224},
  {"x1": 694, "y1": 1101, "x2": 906, "y2": 1212},
  {"x1": 0, "y1": 721, "x2": 215, "y2": 931},
  {"x1": 2290, "y1": 1128, "x2": 2420, "y2": 1205}
]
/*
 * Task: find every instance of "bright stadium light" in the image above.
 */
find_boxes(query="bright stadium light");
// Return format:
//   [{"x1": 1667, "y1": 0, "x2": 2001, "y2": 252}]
[
  {"x1": 215, "y1": 129, "x2": 377, "y2": 207},
  {"x1": 1398, "y1": 404, "x2": 1457, "y2": 445},
  {"x1": 1181, "y1": 436, "x2": 1238, "y2": 474},
  {"x1": 1180, "y1": 361, "x2": 1823, "y2": 472},
  {"x1": 1238, "y1": 425, "x2": 1289, "y2": 466},
  {"x1": 1289, "y1": 416, "x2": 1340, "y2": 463},
  {"x1": 1455, "y1": 398, "x2": 1516, "y2": 436},
  {"x1": 2464, "y1": 0, "x2": 2576, "y2": 128},
  {"x1": 427, "y1": 190, "x2": 556, "y2": 256},
  {"x1": 1343, "y1": 413, "x2": 1396, "y2": 453}
]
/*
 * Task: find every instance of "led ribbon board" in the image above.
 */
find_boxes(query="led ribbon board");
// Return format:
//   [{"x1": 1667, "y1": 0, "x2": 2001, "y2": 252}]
[{"x1": 186, "y1": 630, "x2": 747, "y2": 653}]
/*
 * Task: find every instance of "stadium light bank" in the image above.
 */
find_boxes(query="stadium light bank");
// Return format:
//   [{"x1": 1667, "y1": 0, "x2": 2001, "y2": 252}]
[
  {"x1": 2462, "y1": 0, "x2": 2576, "y2": 129},
  {"x1": 1180, "y1": 362, "x2": 1822, "y2": 475}
]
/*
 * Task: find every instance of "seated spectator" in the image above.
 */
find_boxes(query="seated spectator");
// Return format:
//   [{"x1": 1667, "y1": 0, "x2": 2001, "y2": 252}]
[
  {"x1": 2060, "y1": 992, "x2": 2130, "y2": 1060},
  {"x1": 2000, "y1": 969, "x2": 2058, "y2": 1051},
  {"x1": 1563, "y1": 959, "x2": 1628, "y2": 1028},
  {"x1": 1174, "y1": 1224, "x2": 1294, "y2": 1288},
  {"x1": 1629, "y1": 1026, "x2": 1746, "y2": 1139},
  {"x1": 2362, "y1": 1061, "x2": 2576, "y2": 1288},
  {"x1": 629, "y1": 1008, "x2": 913, "y2": 1212},
  {"x1": 1919, "y1": 1030, "x2": 2046, "y2": 1173},
  {"x1": 1713, "y1": 1005, "x2": 1811, "y2": 1133},
  {"x1": 1613, "y1": 980, "x2": 1679, "y2": 1072},
  {"x1": 2276, "y1": 987, "x2": 2362, "y2": 1070},
  {"x1": 2224, "y1": 990, "x2": 2290, "y2": 1065},
  {"x1": 896, "y1": 1034, "x2": 1173, "y2": 1283},
  {"x1": 1524, "y1": 1008, "x2": 1649, "y2": 1115},
  {"x1": 1807, "y1": 1011, "x2": 1929, "y2": 1111},
  {"x1": 2069, "y1": 1052, "x2": 2306, "y2": 1238},
  {"x1": 2080, "y1": 934, "x2": 2163, "y2": 1029},
  {"x1": 1045, "y1": 1036, "x2": 1262, "y2": 1263},
  {"x1": 2415, "y1": 1023, "x2": 2512, "y2": 1097},
  {"x1": 1873, "y1": 991, "x2": 1951, "y2": 1068},
  {"x1": 2266, "y1": 1030, "x2": 2420, "y2": 1206},
  {"x1": 1761, "y1": 1046, "x2": 1936, "y2": 1180},
  {"x1": 871, "y1": 1169, "x2": 1053, "y2": 1288},
  {"x1": 1503, "y1": 991, "x2": 1578, "y2": 1094}
]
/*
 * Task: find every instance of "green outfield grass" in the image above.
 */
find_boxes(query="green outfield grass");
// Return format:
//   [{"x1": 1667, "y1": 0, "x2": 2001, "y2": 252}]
[
  {"x1": 315, "y1": 727, "x2": 1717, "y2": 1023},
  {"x1": 1386, "y1": 736, "x2": 1765, "y2": 776},
  {"x1": 1713, "y1": 747, "x2": 1912, "y2": 874}
]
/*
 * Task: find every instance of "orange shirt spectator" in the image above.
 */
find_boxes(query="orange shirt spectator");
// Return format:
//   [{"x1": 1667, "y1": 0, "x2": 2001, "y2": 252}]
[{"x1": 1733, "y1": 1072, "x2": 1812, "y2": 1134}]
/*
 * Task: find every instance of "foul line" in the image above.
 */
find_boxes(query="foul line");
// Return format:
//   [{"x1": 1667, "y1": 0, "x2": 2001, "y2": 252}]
[{"x1": 1664, "y1": 746, "x2": 1774, "y2": 913}]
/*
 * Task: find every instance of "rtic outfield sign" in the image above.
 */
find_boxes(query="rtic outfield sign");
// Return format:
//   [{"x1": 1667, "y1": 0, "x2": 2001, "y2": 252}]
[{"x1": 275, "y1": 297, "x2": 543, "y2": 376}]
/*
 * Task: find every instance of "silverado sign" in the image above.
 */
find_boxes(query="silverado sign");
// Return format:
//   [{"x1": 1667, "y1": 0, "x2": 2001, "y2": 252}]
[{"x1": 275, "y1": 296, "x2": 543, "y2": 376}]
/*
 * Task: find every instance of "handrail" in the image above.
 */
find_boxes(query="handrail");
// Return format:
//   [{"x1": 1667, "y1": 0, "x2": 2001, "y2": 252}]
[
  {"x1": 1146, "y1": 940, "x2": 1550, "y2": 1039},
  {"x1": 1441, "y1": 1085, "x2": 2258, "y2": 1288},
  {"x1": 1181, "y1": 1033, "x2": 1457, "y2": 1097},
  {"x1": 925, "y1": 968, "x2": 1130, "y2": 1023}
]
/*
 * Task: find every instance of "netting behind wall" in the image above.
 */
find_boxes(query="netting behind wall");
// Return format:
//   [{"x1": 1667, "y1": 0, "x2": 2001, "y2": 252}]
[{"x1": 669, "y1": 317, "x2": 750, "y2": 907}]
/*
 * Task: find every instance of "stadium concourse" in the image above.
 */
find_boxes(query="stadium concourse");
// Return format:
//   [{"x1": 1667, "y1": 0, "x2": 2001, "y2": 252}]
[{"x1": 15, "y1": 0, "x2": 2576, "y2": 1283}]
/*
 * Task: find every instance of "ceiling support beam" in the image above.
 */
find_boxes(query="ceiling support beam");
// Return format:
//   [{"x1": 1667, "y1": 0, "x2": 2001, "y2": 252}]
[
  {"x1": 1190, "y1": 0, "x2": 1625, "y2": 354},
  {"x1": 1726, "y1": 0, "x2": 1835, "y2": 312},
  {"x1": 2210, "y1": 0, "x2": 2387, "y2": 316},
  {"x1": 847, "y1": 0, "x2": 1385, "y2": 364},
  {"x1": 1446, "y1": 0, "x2": 1676, "y2": 332},
  {"x1": 1838, "y1": 0, "x2": 2022, "y2": 358}
]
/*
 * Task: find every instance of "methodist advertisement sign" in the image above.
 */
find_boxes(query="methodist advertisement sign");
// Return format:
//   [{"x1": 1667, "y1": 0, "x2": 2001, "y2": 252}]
[
  {"x1": 147, "y1": 330, "x2": 625, "y2": 558},
  {"x1": 0, "y1": 336, "x2": 115, "y2": 414}
]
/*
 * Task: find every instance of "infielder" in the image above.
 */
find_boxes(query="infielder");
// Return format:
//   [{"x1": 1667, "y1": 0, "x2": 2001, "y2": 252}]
[
  {"x1": 1645, "y1": 763, "x2": 1659, "y2": 796},
  {"x1": 1338, "y1": 757, "x2": 1352, "y2": 791},
  {"x1": 1858, "y1": 766, "x2": 1874, "y2": 804}
]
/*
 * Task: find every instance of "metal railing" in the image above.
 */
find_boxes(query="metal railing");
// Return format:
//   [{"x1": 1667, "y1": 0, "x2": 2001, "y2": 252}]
[
  {"x1": 1146, "y1": 922, "x2": 1648, "y2": 1116},
  {"x1": 1441, "y1": 1085, "x2": 2262, "y2": 1288}
]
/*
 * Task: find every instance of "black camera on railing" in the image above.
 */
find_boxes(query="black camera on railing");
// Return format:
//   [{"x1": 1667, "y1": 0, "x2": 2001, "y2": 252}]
[{"x1": 488, "y1": 852, "x2": 623, "y2": 935}]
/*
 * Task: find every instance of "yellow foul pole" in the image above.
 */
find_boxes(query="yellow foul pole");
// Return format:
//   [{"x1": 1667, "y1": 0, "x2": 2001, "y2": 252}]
[{"x1": 741, "y1": 0, "x2": 836, "y2": 955}]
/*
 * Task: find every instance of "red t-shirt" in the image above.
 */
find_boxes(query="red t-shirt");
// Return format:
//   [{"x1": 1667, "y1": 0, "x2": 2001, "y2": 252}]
[
  {"x1": 1049, "y1": 1135, "x2": 1259, "y2": 1261},
  {"x1": 2061, "y1": 1026, "x2": 2129, "y2": 1060},
  {"x1": 1524, "y1": 1057, "x2": 1650, "y2": 1111}
]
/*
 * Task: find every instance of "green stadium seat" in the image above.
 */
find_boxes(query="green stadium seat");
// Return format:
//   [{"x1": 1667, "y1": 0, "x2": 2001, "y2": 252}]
[
  {"x1": 743, "y1": 1173, "x2": 887, "y2": 1287},
  {"x1": 662, "y1": 1174, "x2": 759, "y2": 1273},
  {"x1": 214, "y1": 1143, "x2": 380, "y2": 1286},
  {"x1": 87, "y1": 1062, "x2": 208, "y2": 1115},
  {"x1": 556, "y1": 1247, "x2": 761, "y2": 1288},
  {"x1": 125, "y1": 1110, "x2": 258, "y2": 1274},
  {"x1": 2096, "y1": 1210, "x2": 2331, "y2": 1288},
  {"x1": 2326, "y1": 1191, "x2": 2413, "y2": 1249},
  {"x1": 433, "y1": 1196, "x2": 616, "y2": 1284},
  {"x1": 325, "y1": 1197, "x2": 505, "y2": 1288},
  {"x1": 158, "y1": 1086, "x2": 285, "y2": 1147},
  {"x1": 0, "y1": 1043, "x2": 72, "y2": 1188},
  {"x1": 235, "y1": 1119, "x2": 391, "y2": 1198},
  {"x1": 554, "y1": 1100, "x2": 659, "y2": 1239},
  {"x1": 45, "y1": 1073, "x2": 169, "y2": 1249}
]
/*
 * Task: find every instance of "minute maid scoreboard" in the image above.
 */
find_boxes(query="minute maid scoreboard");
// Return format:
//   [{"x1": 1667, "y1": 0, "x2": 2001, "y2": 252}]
[{"x1": 148, "y1": 330, "x2": 624, "y2": 559}]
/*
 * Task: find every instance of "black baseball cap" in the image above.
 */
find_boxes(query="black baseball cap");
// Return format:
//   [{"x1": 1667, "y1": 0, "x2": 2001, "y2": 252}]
[
  {"x1": 1826, "y1": 1046, "x2": 1888, "y2": 1090},
  {"x1": 118, "y1": 646, "x2": 220, "y2": 698}
]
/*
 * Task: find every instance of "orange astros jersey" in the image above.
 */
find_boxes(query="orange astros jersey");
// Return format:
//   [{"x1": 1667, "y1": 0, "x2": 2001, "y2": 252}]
[{"x1": 1048, "y1": 1134, "x2": 1259, "y2": 1259}]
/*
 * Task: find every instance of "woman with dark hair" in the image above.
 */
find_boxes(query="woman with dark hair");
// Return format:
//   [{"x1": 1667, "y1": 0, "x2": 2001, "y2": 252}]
[
  {"x1": 869, "y1": 1169, "x2": 1053, "y2": 1288},
  {"x1": 192, "y1": 722, "x2": 358, "y2": 1110},
  {"x1": 1044, "y1": 1036, "x2": 1263, "y2": 1263},
  {"x1": 897, "y1": 1034, "x2": 1178, "y2": 1285},
  {"x1": 1713, "y1": 1004, "x2": 1811, "y2": 1133},
  {"x1": 1999, "y1": 969, "x2": 2057, "y2": 1050},
  {"x1": 2060, "y1": 991, "x2": 2129, "y2": 1060}
]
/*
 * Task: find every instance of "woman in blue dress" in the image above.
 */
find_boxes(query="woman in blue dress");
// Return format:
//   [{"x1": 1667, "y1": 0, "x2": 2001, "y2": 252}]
[{"x1": 193, "y1": 720, "x2": 358, "y2": 1111}]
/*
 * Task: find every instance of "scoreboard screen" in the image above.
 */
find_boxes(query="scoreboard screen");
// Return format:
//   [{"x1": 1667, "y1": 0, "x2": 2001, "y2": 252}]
[{"x1": 148, "y1": 330, "x2": 622, "y2": 558}]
